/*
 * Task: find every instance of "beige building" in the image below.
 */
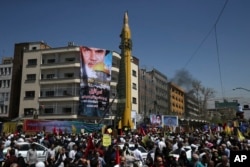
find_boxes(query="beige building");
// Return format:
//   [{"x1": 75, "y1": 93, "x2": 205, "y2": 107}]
[
  {"x1": 18, "y1": 42, "x2": 139, "y2": 122},
  {"x1": 0, "y1": 57, "x2": 13, "y2": 119},
  {"x1": 20, "y1": 45, "x2": 80, "y2": 120}
]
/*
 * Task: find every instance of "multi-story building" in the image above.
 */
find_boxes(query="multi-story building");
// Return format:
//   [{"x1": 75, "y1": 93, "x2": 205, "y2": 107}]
[
  {"x1": 168, "y1": 82, "x2": 185, "y2": 117},
  {"x1": 0, "y1": 57, "x2": 13, "y2": 120},
  {"x1": 139, "y1": 68, "x2": 168, "y2": 117},
  {"x1": 185, "y1": 93, "x2": 199, "y2": 118},
  {"x1": 9, "y1": 42, "x2": 51, "y2": 120},
  {"x1": 131, "y1": 56, "x2": 139, "y2": 114},
  {"x1": 149, "y1": 69, "x2": 168, "y2": 115},
  {"x1": 20, "y1": 44, "x2": 80, "y2": 120},
  {"x1": 139, "y1": 68, "x2": 156, "y2": 116},
  {"x1": 17, "y1": 41, "x2": 139, "y2": 122}
]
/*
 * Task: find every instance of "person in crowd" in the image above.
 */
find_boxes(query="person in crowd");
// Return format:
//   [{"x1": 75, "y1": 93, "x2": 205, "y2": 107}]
[
  {"x1": 177, "y1": 150, "x2": 190, "y2": 167},
  {"x1": 114, "y1": 156, "x2": 127, "y2": 167},
  {"x1": 172, "y1": 141, "x2": 184, "y2": 155},
  {"x1": 190, "y1": 153, "x2": 205, "y2": 167},
  {"x1": 68, "y1": 144, "x2": 78, "y2": 163},
  {"x1": 0, "y1": 142, "x2": 4, "y2": 167},
  {"x1": 3, "y1": 149, "x2": 18, "y2": 167},
  {"x1": 153, "y1": 155, "x2": 165, "y2": 167},
  {"x1": 54, "y1": 147, "x2": 67, "y2": 167},
  {"x1": 133, "y1": 143, "x2": 144, "y2": 164},
  {"x1": 46, "y1": 143, "x2": 56, "y2": 167},
  {"x1": 215, "y1": 155, "x2": 230, "y2": 167},
  {"x1": 95, "y1": 151, "x2": 106, "y2": 167},
  {"x1": 27, "y1": 143, "x2": 38, "y2": 167},
  {"x1": 221, "y1": 144, "x2": 230, "y2": 158}
]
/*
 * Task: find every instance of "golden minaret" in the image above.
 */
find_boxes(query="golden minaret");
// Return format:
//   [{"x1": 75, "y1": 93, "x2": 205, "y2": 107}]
[{"x1": 117, "y1": 12, "x2": 133, "y2": 128}]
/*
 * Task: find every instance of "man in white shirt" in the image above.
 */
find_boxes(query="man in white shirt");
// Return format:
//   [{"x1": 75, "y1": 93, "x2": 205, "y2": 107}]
[
  {"x1": 68, "y1": 144, "x2": 78, "y2": 163},
  {"x1": 133, "y1": 143, "x2": 144, "y2": 164}
]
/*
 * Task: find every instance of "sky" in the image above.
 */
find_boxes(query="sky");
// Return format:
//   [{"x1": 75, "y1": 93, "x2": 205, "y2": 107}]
[{"x1": 0, "y1": 0, "x2": 250, "y2": 108}]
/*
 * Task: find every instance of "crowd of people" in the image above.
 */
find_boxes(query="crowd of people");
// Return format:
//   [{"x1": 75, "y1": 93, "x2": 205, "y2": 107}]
[{"x1": 0, "y1": 119, "x2": 249, "y2": 167}]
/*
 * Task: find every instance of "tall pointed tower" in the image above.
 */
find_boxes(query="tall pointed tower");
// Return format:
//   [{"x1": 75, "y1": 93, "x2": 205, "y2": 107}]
[{"x1": 117, "y1": 12, "x2": 133, "y2": 128}]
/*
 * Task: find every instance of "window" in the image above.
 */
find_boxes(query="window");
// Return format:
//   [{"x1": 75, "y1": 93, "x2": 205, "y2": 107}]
[
  {"x1": 25, "y1": 91, "x2": 35, "y2": 98},
  {"x1": 132, "y1": 97, "x2": 137, "y2": 104},
  {"x1": 47, "y1": 74, "x2": 55, "y2": 79},
  {"x1": 44, "y1": 108, "x2": 54, "y2": 114},
  {"x1": 24, "y1": 108, "x2": 34, "y2": 116},
  {"x1": 47, "y1": 59, "x2": 55, "y2": 63},
  {"x1": 45, "y1": 91, "x2": 54, "y2": 97},
  {"x1": 28, "y1": 59, "x2": 37, "y2": 66},
  {"x1": 64, "y1": 73, "x2": 74, "y2": 78},
  {"x1": 65, "y1": 57, "x2": 75, "y2": 62},
  {"x1": 63, "y1": 107, "x2": 72, "y2": 113},
  {"x1": 132, "y1": 70, "x2": 137, "y2": 77},
  {"x1": 132, "y1": 83, "x2": 137, "y2": 90},
  {"x1": 27, "y1": 74, "x2": 36, "y2": 81}
]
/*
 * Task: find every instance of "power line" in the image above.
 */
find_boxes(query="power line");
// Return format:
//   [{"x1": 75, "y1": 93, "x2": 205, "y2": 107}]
[
  {"x1": 184, "y1": 0, "x2": 229, "y2": 68},
  {"x1": 215, "y1": 25, "x2": 225, "y2": 99}
]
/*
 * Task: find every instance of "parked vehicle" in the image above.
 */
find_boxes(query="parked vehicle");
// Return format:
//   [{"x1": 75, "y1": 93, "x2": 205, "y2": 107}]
[
  {"x1": 117, "y1": 143, "x2": 148, "y2": 162},
  {"x1": 3, "y1": 142, "x2": 48, "y2": 163},
  {"x1": 169, "y1": 145, "x2": 192, "y2": 161}
]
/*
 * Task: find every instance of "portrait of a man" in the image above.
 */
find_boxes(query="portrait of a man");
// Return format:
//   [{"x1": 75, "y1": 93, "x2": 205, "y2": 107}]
[{"x1": 79, "y1": 46, "x2": 112, "y2": 117}]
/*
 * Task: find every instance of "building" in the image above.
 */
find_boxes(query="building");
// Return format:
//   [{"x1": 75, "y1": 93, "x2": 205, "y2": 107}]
[
  {"x1": 15, "y1": 41, "x2": 139, "y2": 124},
  {"x1": 139, "y1": 68, "x2": 168, "y2": 118},
  {"x1": 139, "y1": 68, "x2": 156, "y2": 117},
  {"x1": 0, "y1": 57, "x2": 13, "y2": 120},
  {"x1": 9, "y1": 42, "x2": 51, "y2": 120},
  {"x1": 19, "y1": 44, "x2": 80, "y2": 120},
  {"x1": 149, "y1": 69, "x2": 168, "y2": 115},
  {"x1": 131, "y1": 56, "x2": 139, "y2": 117},
  {"x1": 168, "y1": 82, "x2": 185, "y2": 117},
  {"x1": 185, "y1": 93, "x2": 199, "y2": 118}
]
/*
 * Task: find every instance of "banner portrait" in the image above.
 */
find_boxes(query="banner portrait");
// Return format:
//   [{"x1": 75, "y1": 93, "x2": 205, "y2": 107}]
[
  {"x1": 150, "y1": 114, "x2": 162, "y2": 127},
  {"x1": 78, "y1": 46, "x2": 112, "y2": 117},
  {"x1": 163, "y1": 115, "x2": 178, "y2": 127}
]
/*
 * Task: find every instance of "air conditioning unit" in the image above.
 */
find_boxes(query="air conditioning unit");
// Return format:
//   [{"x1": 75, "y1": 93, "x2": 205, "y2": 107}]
[{"x1": 68, "y1": 42, "x2": 74, "y2": 46}]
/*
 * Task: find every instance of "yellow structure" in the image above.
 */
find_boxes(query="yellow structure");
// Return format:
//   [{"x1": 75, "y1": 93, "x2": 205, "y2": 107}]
[{"x1": 118, "y1": 12, "x2": 133, "y2": 128}]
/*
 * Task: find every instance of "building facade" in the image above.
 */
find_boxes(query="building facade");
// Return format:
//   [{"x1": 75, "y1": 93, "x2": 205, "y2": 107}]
[
  {"x1": 139, "y1": 68, "x2": 156, "y2": 116},
  {"x1": 20, "y1": 45, "x2": 80, "y2": 120},
  {"x1": 139, "y1": 68, "x2": 168, "y2": 118},
  {"x1": 149, "y1": 69, "x2": 168, "y2": 115},
  {"x1": 9, "y1": 42, "x2": 51, "y2": 120},
  {"x1": 17, "y1": 42, "x2": 139, "y2": 122},
  {"x1": 0, "y1": 57, "x2": 13, "y2": 120},
  {"x1": 168, "y1": 82, "x2": 185, "y2": 117}
]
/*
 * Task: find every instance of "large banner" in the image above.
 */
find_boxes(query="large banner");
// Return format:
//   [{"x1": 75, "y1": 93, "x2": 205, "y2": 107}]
[
  {"x1": 150, "y1": 114, "x2": 162, "y2": 127},
  {"x1": 163, "y1": 115, "x2": 179, "y2": 127},
  {"x1": 23, "y1": 119, "x2": 102, "y2": 133},
  {"x1": 78, "y1": 46, "x2": 112, "y2": 117}
]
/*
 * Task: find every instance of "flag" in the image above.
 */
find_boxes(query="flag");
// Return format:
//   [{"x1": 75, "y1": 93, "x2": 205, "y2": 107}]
[
  {"x1": 237, "y1": 129, "x2": 245, "y2": 141},
  {"x1": 142, "y1": 135, "x2": 150, "y2": 145},
  {"x1": 233, "y1": 120, "x2": 239, "y2": 127},
  {"x1": 115, "y1": 145, "x2": 120, "y2": 164},
  {"x1": 84, "y1": 135, "x2": 95, "y2": 158},
  {"x1": 140, "y1": 127, "x2": 146, "y2": 136},
  {"x1": 53, "y1": 127, "x2": 58, "y2": 135},
  {"x1": 71, "y1": 125, "x2": 77, "y2": 134},
  {"x1": 224, "y1": 125, "x2": 232, "y2": 135}
]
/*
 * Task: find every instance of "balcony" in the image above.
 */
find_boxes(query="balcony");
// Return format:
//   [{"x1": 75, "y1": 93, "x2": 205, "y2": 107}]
[
  {"x1": 39, "y1": 103, "x2": 78, "y2": 116},
  {"x1": 40, "y1": 77, "x2": 80, "y2": 84},
  {"x1": 41, "y1": 61, "x2": 80, "y2": 69}
]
